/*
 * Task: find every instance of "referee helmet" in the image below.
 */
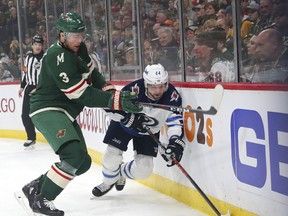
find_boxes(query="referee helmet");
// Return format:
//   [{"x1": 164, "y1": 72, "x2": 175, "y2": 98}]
[{"x1": 32, "y1": 34, "x2": 44, "y2": 44}]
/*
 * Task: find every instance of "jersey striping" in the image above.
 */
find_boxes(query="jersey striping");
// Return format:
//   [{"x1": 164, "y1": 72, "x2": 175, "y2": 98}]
[{"x1": 21, "y1": 51, "x2": 44, "y2": 88}]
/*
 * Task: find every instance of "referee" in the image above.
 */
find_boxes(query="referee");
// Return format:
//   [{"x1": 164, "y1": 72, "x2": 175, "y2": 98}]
[{"x1": 18, "y1": 34, "x2": 44, "y2": 147}]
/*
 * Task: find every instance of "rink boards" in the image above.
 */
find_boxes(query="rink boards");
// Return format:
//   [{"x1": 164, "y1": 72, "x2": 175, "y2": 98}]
[{"x1": 0, "y1": 82, "x2": 287, "y2": 216}]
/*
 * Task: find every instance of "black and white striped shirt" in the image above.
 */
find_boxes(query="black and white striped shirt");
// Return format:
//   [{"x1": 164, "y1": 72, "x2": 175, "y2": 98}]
[{"x1": 20, "y1": 51, "x2": 44, "y2": 88}]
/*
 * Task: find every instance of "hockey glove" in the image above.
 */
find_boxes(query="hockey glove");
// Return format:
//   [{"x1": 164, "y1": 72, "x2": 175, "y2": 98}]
[
  {"x1": 108, "y1": 90, "x2": 143, "y2": 113},
  {"x1": 121, "y1": 113, "x2": 150, "y2": 133},
  {"x1": 101, "y1": 83, "x2": 116, "y2": 92},
  {"x1": 77, "y1": 42, "x2": 91, "y2": 63},
  {"x1": 161, "y1": 136, "x2": 185, "y2": 167}
]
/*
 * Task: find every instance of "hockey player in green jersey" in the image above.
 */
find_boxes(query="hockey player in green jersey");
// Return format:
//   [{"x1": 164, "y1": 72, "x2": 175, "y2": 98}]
[{"x1": 21, "y1": 12, "x2": 142, "y2": 216}]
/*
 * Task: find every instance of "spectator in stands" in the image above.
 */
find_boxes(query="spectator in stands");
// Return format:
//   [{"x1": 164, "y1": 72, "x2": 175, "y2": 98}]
[
  {"x1": 216, "y1": 18, "x2": 233, "y2": 54},
  {"x1": 241, "y1": 9, "x2": 253, "y2": 39},
  {"x1": 216, "y1": 8, "x2": 226, "y2": 20},
  {"x1": 112, "y1": 29, "x2": 125, "y2": 51},
  {"x1": 247, "y1": 1, "x2": 261, "y2": 35},
  {"x1": 204, "y1": 2, "x2": 218, "y2": 21},
  {"x1": 0, "y1": 51, "x2": 18, "y2": 80},
  {"x1": 0, "y1": 69, "x2": 14, "y2": 82},
  {"x1": 155, "y1": 9, "x2": 168, "y2": 24},
  {"x1": 185, "y1": 25, "x2": 198, "y2": 73},
  {"x1": 241, "y1": 0, "x2": 249, "y2": 19},
  {"x1": 35, "y1": 9, "x2": 46, "y2": 35},
  {"x1": 94, "y1": 7, "x2": 106, "y2": 30},
  {"x1": 122, "y1": 14, "x2": 133, "y2": 29},
  {"x1": 151, "y1": 22, "x2": 161, "y2": 40},
  {"x1": 272, "y1": 3, "x2": 288, "y2": 44},
  {"x1": 0, "y1": 10, "x2": 9, "y2": 53},
  {"x1": 113, "y1": 18, "x2": 123, "y2": 31},
  {"x1": 241, "y1": 34, "x2": 259, "y2": 81},
  {"x1": 8, "y1": 39, "x2": 20, "y2": 65},
  {"x1": 142, "y1": 13, "x2": 154, "y2": 40},
  {"x1": 154, "y1": 26, "x2": 179, "y2": 72},
  {"x1": 46, "y1": 14, "x2": 57, "y2": 46},
  {"x1": 84, "y1": 34, "x2": 104, "y2": 75},
  {"x1": 203, "y1": 19, "x2": 217, "y2": 31},
  {"x1": 192, "y1": 3, "x2": 207, "y2": 26},
  {"x1": 224, "y1": 5, "x2": 233, "y2": 38},
  {"x1": 143, "y1": 39, "x2": 154, "y2": 65},
  {"x1": 258, "y1": 0, "x2": 274, "y2": 30},
  {"x1": 124, "y1": 46, "x2": 135, "y2": 66},
  {"x1": 6, "y1": 7, "x2": 19, "y2": 41},
  {"x1": 183, "y1": 0, "x2": 196, "y2": 26},
  {"x1": 192, "y1": 31, "x2": 235, "y2": 82},
  {"x1": 0, "y1": 53, "x2": 14, "y2": 82},
  {"x1": 7, "y1": 0, "x2": 14, "y2": 9},
  {"x1": 92, "y1": 29, "x2": 107, "y2": 70},
  {"x1": 22, "y1": 33, "x2": 33, "y2": 54},
  {"x1": 246, "y1": 35, "x2": 258, "y2": 58},
  {"x1": 26, "y1": 0, "x2": 38, "y2": 36},
  {"x1": 120, "y1": 1, "x2": 132, "y2": 17},
  {"x1": 212, "y1": 27, "x2": 234, "y2": 61},
  {"x1": 151, "y1": 0, "x2": 164, "y2": 13},
  {"x1": 167, "y1": 0, "x2": 178, "y2": 20},
  {"x1": 111, "y1": 5, "x2": 121, "y2": 19},
  {"x1": 112, "y1": 29, "x2": 125, "y2": 66},
  {"x1": 249, "y1": 28, "x2": 288, "y2": 83},
  {"x1": 123, "y1": 27, "x2": 134, "y2": 48}
]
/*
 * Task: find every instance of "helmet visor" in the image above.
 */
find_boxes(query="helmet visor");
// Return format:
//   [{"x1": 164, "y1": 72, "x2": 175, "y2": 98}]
[{"x1": 66, "y1": 32, "x2": 84, "y2": 43}]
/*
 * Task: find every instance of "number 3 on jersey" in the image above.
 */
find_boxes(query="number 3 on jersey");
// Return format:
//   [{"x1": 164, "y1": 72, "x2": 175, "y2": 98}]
[{"x1": 59, "y1": 72, "x2": 69, "y2": 83}]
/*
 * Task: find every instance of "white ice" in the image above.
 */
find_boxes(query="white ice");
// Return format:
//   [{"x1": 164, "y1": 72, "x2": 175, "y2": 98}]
[{"x1": 0, "y1": 138, "x2": 206, "y2": 216}]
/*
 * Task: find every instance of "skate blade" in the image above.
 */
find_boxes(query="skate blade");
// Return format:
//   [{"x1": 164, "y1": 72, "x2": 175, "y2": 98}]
[
  {"x1": 14, "y1": 191, "x2": 36, "y2": 216},
  {"x1": 24, "y1": 145, "x2": 35, "y2": 150}
]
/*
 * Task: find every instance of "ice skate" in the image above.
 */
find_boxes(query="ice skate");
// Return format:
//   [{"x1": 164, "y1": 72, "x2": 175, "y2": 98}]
[
  {"x1": 22, "y1": 176, "x2": 41, "y2": 208},
  {"x1": 23, "y1": 140, "x2": 36, "y2": 147},
  {"x1": 92, "y1": 182, "x2": 114, "y2": 197},
  {"x1": 32, "y1": 193, "x2": 64, "y2": 216},
  {"x1": 115, "y1": 174, "x2": 126, "y2": 191}
]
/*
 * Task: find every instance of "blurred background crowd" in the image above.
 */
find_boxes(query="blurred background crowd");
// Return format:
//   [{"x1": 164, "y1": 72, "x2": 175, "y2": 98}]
[{"x1": 0, "y1": 0, "x2": 287, "y2": 83}]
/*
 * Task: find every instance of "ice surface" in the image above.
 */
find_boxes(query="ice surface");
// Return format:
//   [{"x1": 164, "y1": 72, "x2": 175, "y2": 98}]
[{"x1": 0, "y1": 138, "x2": 206, "y2": 216}]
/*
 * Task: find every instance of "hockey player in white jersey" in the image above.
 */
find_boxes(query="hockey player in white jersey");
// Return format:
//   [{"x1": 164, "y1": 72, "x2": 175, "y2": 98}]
[{"x1": 92, "y1": 63, "x2": 185, "y2": 196}]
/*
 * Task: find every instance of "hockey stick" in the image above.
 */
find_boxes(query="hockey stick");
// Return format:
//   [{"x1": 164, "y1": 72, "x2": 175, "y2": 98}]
[
  {"x1": 143, "y1": 124, "x2": 230, "y2": 216},
  {"x1": 139, "y1": 84, "x2": 224, "y2": 115}
]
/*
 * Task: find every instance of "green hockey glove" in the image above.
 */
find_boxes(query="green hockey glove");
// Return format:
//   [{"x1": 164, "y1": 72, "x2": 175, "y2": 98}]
[
  {"x1": 108, "y1": 90, "x2": 143, "y2": 113},
  {"x1": 101, "y1": 83, "x2": 116, "y2": 92}
]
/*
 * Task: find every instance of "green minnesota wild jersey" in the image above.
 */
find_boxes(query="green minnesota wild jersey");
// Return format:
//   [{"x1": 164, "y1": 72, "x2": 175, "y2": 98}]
[{"x1": 30, "y1": 41, "x2": 112, "y2": 121}]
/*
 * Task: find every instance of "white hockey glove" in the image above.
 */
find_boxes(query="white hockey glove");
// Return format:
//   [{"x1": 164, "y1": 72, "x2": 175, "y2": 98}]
[
  {"x1": 121, "y1": 113, "x2": 150, "y2": 133},
  {"x1": 161, "y1": 136, "x2": 185, "y2": 167}
]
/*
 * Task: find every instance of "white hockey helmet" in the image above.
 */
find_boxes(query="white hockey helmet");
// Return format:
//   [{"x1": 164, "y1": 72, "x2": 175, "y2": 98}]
[{"x1": 143, "y1": 64, "x2": 168, "y2": 88}]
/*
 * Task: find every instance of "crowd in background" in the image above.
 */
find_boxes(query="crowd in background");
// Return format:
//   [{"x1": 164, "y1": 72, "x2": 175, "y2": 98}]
[{"x1": 0, "y1": 0, "x2": 287, "y2": 83}]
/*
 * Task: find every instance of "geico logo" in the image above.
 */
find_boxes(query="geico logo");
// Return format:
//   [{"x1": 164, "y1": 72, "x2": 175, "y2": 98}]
[
  {"x1": 0, "y1": 98, "x2": 15, "y2": 113},
  {"x1": 231, "y1": 109, "x2": 288, "y2": 196}
]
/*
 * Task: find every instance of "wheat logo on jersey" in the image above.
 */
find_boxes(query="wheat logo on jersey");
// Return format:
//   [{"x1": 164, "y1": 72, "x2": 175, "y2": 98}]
[
  {"x1": 57, "y1": 52, "x2": 64, "y2": 66},
  {"x1": 170, "y1": 90, "x2": 179, "y2": 102},
  {"x1": 56, "y1": 129, "x2": 66, "y2": 138},
  {"x1": 34, "y1": 61, "x2": 41, "y2": 70}
]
